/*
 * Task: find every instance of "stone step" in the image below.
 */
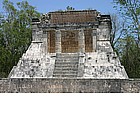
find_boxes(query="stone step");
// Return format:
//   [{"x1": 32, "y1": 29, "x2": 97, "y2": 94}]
[
  {"x1": 55, "y1": 63, "x2": 78, "y2": 66},
  {"x1": 56, "y1": 56, "x2": 79, "y2": 59},
  {"x1": 53, "y1": 53, "x2": 79, "y2": 78},
  {"x1": 54, "y1": 67, "x2": 78, "y2": 70},
  {"x1": 55, "y1": 64, "x2": 78, "y2": 67},
  {"x1": 54, "y1": 68, "x2": 78, "y2": 71},
  {"x1": 55, "y1": 61, "x2": 78, "y2": 63},
  {"x1": 55, "y1": 61, "x2": 79, "y2": 63},
  {"x1": 53, "y1": 72, "x2": 78, "y2": 75},
  {"x1": 53, "y1": 71, "x2": 78, "y2": 74},
  {"x1": 53, "y1": 74, "x2": 77, "y2": 77},
  {"x1": 55, "y1": 64, "x2": 78, "y2": 68},
  {"x1": 56, "y1": 58, "x2": 78, "y2": 62},
  {"x1": 56, "y1": 53, "x2": 78, "y2": 56},
  {"x1": 54, "y1": 67, "x2": 78, "y2": 71},
  {"x1": 54, "y1": 66, "x2": 78, "y2": 69},
  {"x1": 55, "y1": 59, "x2": 78, "y2": 62},
  {"x1": 56, "y1": 54, "x2": 78, "y2": 56},
  {"x1": 56, "y1": 53, "x2": 79, "y2": 56}
]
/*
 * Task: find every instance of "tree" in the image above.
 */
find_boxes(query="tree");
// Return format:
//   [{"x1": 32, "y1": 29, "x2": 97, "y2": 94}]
[
  {"x1": 110, "y1": 13, "x2": 125, "y2": 49},
  {"x1": 113, "y1": 0, "x2": 140, "y2": 47},
  {"x1": 113, "y1": 0, "x2": 140, "y2": 78},
  {"x1": 66, "y1": 6, "x2": 75, "y2": 11},
  {"x1": 121, "y1": 35, "x2": 140, "y2": 78},
  {"x1": 0, "y1": 0, "x2": 40, "y2": 78}
]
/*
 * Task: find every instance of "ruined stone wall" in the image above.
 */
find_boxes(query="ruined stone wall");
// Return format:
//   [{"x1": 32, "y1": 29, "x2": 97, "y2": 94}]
[
  {"x1": 46, "y1": 29, "x2": 95, "y2": 53},
  {"x1": 0, "y1": 78, "x2": 140, "y2": 93},
  {"x1": 9, "y1": 10, "x2": 128, "y2": 79},
  {"x1": 83, "y1": 52, "x2": 128, "y2": 79},
  {"x1": 9, "y1": 42, "x2": 56, "y2": 78},
  {"x1": 49, "y1": 10, "x2": 98, "y2": 24},
  {"x1": 61, "y1": 30, "x2": 79, "y2": 53}
]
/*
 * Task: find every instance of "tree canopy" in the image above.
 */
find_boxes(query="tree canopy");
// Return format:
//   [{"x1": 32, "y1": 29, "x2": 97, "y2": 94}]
[
  {"x1": 113, "y1": 0, "x2": 140, "y2": 78},
  {"x1": 0, "y1": 0, "x2": 40, "y2": 77}
]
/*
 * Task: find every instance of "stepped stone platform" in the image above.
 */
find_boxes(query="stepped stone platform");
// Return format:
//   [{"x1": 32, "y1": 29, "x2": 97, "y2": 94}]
[
  {"x1": 9, "y1": 10, "x2": 128, "y2": 79},
  {"x1": 0, "y1": 78, "x2": 140, "y2": 93},
  {"x1": 3, "y1": 9, "x2": 138, "y2": 93},
  {"x1": 53, "y1": 53, "x2": 79, "y2": 78}
]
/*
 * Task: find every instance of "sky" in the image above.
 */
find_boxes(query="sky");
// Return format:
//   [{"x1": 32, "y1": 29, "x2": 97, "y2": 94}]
[{"x1": 0, "y1": 0, "x2": 117, "y2": 14}]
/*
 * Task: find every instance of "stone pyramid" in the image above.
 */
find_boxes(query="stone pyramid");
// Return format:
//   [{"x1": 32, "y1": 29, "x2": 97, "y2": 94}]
[{"x1": 9, "y1": 10, "x2": 128, "y2": 79}]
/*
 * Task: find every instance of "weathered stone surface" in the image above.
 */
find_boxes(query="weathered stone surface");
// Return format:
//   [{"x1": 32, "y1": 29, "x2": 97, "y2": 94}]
[
  {"x1": 53, "y1": 53, "x2": 79, "y2": 78},
  {"x1": 0, "y1": 78, "x2": 140, "y2": 93},
  {"x1": 83, "y1": 52, "x2": 128, "y2": 79},
  {"x1": 9, "y1": 42, "x2": 56, "y2": 78},
  {"x1": 9, "y1": 10, "x2": 128, "y2": 79},
  {"x1": 48, "y1": 10, "x2": 98, "y2": 24},
  {"x1": 121, "y1": 79, "x2": 140, "y2": 93}
]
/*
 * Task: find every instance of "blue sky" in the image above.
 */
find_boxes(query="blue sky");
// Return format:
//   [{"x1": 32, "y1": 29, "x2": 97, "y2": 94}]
[{"x1": 0, "y1": 0, "x2": 116, "y2": 14}]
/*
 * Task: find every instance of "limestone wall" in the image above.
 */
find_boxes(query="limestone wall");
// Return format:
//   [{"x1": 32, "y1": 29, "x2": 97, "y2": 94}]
[
  {"x1": 61, "y1": 30, "x2": 79, "y2": 53},
  {"x1": 0, "y1": 78, "x2": 140, "y2": 93},
  {"x1": 83, "y1": 52, "x2": 128, "y2": 79},
  {"x1": 9, "y1": 42, "x2": 56, "y2": 78},
  {"x1": 49, "y1": 10, "x2": 98, "y2": 24}
]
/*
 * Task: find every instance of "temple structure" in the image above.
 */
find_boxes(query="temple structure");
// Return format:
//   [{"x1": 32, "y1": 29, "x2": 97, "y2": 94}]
[{"x1": 9, "y1": 10, "x2": 128, "y2": 79}]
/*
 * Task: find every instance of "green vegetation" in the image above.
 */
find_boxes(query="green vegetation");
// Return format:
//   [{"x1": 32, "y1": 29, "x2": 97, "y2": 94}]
[
  {"x1": 66, "y1": 6, "x2": 75, "y2": 11},
  {"x1": 113, "y1": 0, "x2": 140, "y2": 78},
  {"x1": 0, "y1": 0, "x2": 40, "y2": 77}
]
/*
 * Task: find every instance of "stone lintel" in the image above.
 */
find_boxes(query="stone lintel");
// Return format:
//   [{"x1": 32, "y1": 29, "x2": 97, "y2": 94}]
[
  {"x1": 40, "y1": 23, "x2": 99, "y2": 29},
  {"x1": 32, "y1": 41, "x2": 43, "y2": 43}
]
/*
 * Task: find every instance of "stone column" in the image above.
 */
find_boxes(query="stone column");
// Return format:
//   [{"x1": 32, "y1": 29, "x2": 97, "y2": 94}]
[
  {"x1": 42, "y1": 30, "x2": 48, "y2": 54},
  {"x1": 92, "y1": 29, "x2": 97, "y2": 52},
  {"x1": 32, "y1": 22, "x2": 43, "y2": 43},
  {"x1": 55, "y1": 30, "x2": 61, "y2": 53},
  {"x1": 78, "y1": 29, "x2": 85, "y2": 53},
  {"x1": 32, "y1": 22, "x2": 39, "y2": 42}
]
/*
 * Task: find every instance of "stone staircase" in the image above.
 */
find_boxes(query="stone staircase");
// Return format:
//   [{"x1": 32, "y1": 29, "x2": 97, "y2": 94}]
[{"x1": 53, "y1": 53, "x2": 79, "y2": 78}]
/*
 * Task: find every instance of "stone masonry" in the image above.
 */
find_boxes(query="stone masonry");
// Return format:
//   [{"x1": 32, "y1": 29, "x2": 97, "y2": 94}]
[
  {"x1": 0, "y1": 78, "x2": 140, "y2": 93},
  {"x1": 9, "y1": 10, "x2": 128, "y2": 79}
]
